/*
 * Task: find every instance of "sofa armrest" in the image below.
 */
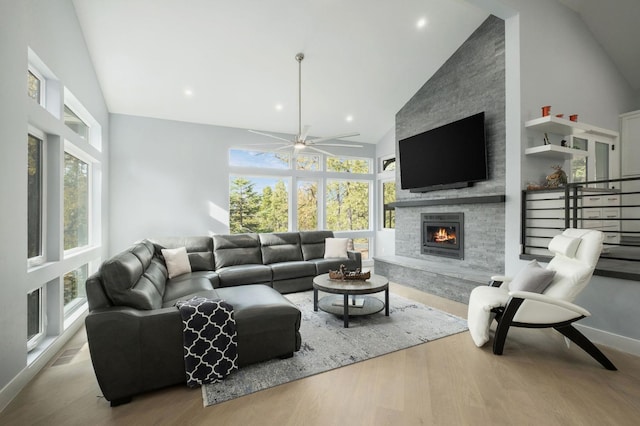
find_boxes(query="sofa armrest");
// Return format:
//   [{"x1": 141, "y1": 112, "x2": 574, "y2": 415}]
[
  {"x1": 85, "y1": 306, "x2": 185, "y2": 403},
  {"x1": 347, "y1": 250, "x2": 362, "y2": 268}
]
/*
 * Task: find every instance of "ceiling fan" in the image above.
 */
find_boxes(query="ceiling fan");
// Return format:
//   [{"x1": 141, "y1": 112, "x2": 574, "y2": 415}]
[{"x1": 247, "y1": 53, "x2": 362, "y2": 156}]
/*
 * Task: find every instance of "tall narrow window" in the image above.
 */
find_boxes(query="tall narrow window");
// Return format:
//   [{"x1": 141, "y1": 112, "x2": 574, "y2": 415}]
[
  {"x1": 382, "y1": 181, "x2": 396, "y2": 229},
  {"x1": 27, "y1": 287, "x2": 45, "y2": 351},
  {"x1": 64, "y1": 152, "x2": 90, "y2": 250},
  {"x1": 28, "y1": 133, "x2": 43, "y2": 262},
  {"x1": 64, "y1": 264, "x2": 88, "y2": 318},
  {"x1": 326, "y1": 179, "x2": 370, "y2": 231},
  {"x1": 64, "y1": 105, "x2": 90, "y2": 141},
  {"x1": 297, "y1": 180, "x2": 318, "y2": 230}
]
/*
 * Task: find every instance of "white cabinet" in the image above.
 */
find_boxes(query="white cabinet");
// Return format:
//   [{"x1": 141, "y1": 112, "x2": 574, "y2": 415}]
[
  {"x1": 580, "y1": 191, "x2": 621, "y2": 246},
  {"x1": 619, "y1": 110, "x2": 640, "y2": 236},
  {"x1": 620, "y1": 110, "x2": 640, "y2": 177}
]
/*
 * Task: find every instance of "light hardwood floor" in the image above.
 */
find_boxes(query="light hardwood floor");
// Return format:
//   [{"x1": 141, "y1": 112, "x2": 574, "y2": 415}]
[{"x1": 1, "y1": 283, "x2": 639, "y2": 425}]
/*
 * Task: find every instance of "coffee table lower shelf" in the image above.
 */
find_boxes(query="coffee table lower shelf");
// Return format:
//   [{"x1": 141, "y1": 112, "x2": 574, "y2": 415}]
[{"x1": 317, "y1": 295, "x2": 385, "y2": 317}]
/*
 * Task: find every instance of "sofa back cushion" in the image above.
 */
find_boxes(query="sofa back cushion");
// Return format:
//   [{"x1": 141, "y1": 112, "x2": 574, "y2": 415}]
[
  {"x1": 300, "y1": 230, "x2": 334, "y2": 260},
  {"x1": 259, "y1": 232, "x2": 303, "y2": 264},
  {"x1": 100, "y1": 240, "x2": 165, "y2": 310},
  {"x1": 149, "y1": 236, "x2": 214, "y2": 271},
  {"x1": 213, "y1": 233, "x2": 263, "y2": 269}
]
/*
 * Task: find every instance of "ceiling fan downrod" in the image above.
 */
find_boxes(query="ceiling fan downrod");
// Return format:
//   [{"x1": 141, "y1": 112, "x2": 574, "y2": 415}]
[{"x1": 296, "y1": 53, "x2": 304, "y2": 141}]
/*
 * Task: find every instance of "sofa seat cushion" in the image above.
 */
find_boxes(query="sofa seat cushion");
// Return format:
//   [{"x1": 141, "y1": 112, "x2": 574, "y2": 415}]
[
  {"x1": 270, "y1": 261, "x2": 317, "y2": 281},
  {"x1": 216, "y1": 264, "x2": 272, "y2": 287},
  {"x1": 216, "y1": 284, "x2": 301, "y2": 366},
  {"x1": 162, "y1": 272, "x2": 219, "y2": 307},
  {"x1": 307, "y1": 257, "x2": 359, "y2": 275}
]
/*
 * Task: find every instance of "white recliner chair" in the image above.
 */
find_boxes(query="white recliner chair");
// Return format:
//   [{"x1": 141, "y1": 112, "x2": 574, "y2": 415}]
[{"x1": 467, "y1": 228, "x2": 616, "y2": 370}]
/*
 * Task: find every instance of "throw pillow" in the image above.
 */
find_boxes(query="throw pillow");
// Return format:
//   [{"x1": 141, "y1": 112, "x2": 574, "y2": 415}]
[
  {"x1": 508, "y1": 260, "x2": 556, "y2": 294},
  {"x1": 161, "y1": 246, "x2": 192, "y2": 279},
  {"x1": 324, "y1": 238, "x2": 349, "y2": 259}
]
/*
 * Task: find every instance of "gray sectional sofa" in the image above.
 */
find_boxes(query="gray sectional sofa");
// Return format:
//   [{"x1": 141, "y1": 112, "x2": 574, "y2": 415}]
[{"x1": 85, "y1": 230, "x2": 361, "y2": 406}]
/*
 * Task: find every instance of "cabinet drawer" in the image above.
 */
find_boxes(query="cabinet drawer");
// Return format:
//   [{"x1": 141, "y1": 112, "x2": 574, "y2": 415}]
[
  {"x1": 582, "y1": 220, "x2": 603, "y2": 229},
  {"x1": 582, "y1": 196, "x2": 603, "y2": 207},
  {"x1": 604, "y1": 233, "x2": 620, "y2": 245},
  {"x1": 601, "y1": 208, "x2": 620, "y2": 219},
  {"x1": 601, "y1": 195, "x2": 620, "y2": 206},
  {"x1": 582, "y1": 209, "x2": 602, "y2": 219}
]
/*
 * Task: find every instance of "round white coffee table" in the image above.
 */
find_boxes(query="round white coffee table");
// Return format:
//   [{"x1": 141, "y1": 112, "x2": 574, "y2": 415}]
[{"x1": 312, "y1": 273, "x2": 389, "y2": 328}]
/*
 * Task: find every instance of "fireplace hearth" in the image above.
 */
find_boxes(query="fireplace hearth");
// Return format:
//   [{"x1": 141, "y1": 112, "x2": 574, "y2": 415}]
[{"x1": 421, "y1": 213, "x2": 464, "y2": 259}]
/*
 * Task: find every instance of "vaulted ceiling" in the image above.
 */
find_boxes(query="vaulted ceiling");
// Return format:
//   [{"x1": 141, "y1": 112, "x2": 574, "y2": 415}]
[{"x1": 72, "y1": 0, "x2": 639, "y2": 145}]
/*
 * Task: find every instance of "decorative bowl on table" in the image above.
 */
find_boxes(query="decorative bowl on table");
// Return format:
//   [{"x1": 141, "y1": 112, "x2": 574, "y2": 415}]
[{"x1": 328, "y1": 264, "x2": 371, "y2": 281}]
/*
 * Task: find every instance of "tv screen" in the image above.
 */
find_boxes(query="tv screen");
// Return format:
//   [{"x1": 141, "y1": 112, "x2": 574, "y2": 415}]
[{"x1": 398, "y1": 112, "x2": 487, "y2": 192}]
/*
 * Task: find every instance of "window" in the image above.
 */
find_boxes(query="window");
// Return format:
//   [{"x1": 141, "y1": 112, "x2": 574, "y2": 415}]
[
  {"x1": 229, "y1": 175, "x2": 289, "y2": 233},
  {"x1": 229, "y1": 149, "x2": 290, "y2": 169},
  {"x1": 352, "y1": 237, "x2": 370, "y2": 260},
  {"x1": 382, "y1": 181, "x2": 396, "y2": 229},
  {"x1": 326, "y1": 179, "x2": 370, "y2": 231},
  {"x1": 28, "y1": 132, "x2": 44, "y2": 264},
  {"x1": 327, "y1": 156, "x2": 370, "y2": 174},
  {"x1": 295, "y1": 154, "x2": 320, "y2": 171},
  {"x1": 27, "y1": 69, "x2": 43, "y2": 104},
  {"x1": 64, "y1": 105, "x2": 90, "y2": 141},
  {"x1": 64, "y1": 152, "x2": 90, "y2": 250},
  {"x1": 27, "y1": 287, "x2": 45, "y2": 351},
  {"x1": 297, "y1": 180, "x2": 318, "y2": 230},
  {"x1": 64, "y1": 264, "x2": 88, "y2": 318}
]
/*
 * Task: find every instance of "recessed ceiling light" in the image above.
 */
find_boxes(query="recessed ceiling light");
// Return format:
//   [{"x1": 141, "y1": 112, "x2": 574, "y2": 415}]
[
  {"x1": 346, "y1": 115, "x2": 354, "y2": 122},
  {"x1": 184, "y1": 88, "x2": 193, "y2": 97},
  {"x1": 275, "y1": 103, "x2": 283, "y2": 111},
  {"x1": 416, "y1": 17, "x2": 428, "y2": 29}
]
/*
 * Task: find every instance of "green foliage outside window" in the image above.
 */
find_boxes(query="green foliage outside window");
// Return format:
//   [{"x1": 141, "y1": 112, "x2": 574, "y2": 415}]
[
  {"x1": 64, "y1": 153, "x2": 89, "y2": 250},
  {"x1": 229, "y1": 176, "x2": 289, "y2": 233}
]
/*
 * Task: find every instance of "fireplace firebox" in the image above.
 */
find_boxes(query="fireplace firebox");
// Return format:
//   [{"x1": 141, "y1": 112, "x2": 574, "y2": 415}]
[{"x1": 421, "y1": 213, "x2": 464, "y2": 259}]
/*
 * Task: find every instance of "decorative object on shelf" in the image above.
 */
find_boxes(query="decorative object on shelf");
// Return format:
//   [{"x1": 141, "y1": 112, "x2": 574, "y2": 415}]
[
  {"x1": 541, "y1": 105, "x2": 551, "y2": 117},
  {"x1": 545, "y1": 165, "x2": 568, "y2": 188},
  {"x1": 329, "y1": 264, "x2": 371, "y2": 281},
  {"x1": 543, "y1": 132, "x2": 550, "y2": 145},
  {"x1": 555, "y1": 114, "x2": 564, "y2": 118},
  {"x1": 570, "y1": 114, "x2": 578, "y2": 122},
  {"x1": 526, "y1": 182, "x2": 546, "y2": 190},
  {"x1": 561, "y1": 139, "x2": 567, "y2": 147}
]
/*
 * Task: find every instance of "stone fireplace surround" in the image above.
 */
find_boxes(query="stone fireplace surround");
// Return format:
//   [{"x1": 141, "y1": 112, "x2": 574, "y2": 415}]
[
  {"x1": 374, "y1": 196, "x2": 505, "y2": 303},
  {"x1": 374, "y1": 16, "x2": 506, "y2": 304}
]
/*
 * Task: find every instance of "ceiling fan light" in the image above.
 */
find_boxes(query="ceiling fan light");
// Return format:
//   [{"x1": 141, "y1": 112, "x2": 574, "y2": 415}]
[{"x1": 294, "y1": 142, "x2": 305, "y2": 149}]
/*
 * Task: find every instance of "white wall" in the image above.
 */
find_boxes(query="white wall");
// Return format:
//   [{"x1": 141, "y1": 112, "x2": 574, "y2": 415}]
[
  {"x1": 109, "y1": 113, "x2": 376, "y2": 254},
  {"x1": 0, "y1": 0, "x2": 109, "y2": 407},
  {"x1": 374, "y1": 127, "x2": 396, "y2": 257},
  {"x1": 488, "y1": 0, "x2": 640, "y2": 344}
]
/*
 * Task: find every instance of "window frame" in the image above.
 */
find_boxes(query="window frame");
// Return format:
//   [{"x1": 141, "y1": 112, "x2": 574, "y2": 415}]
[
  {"x1": 27, "y1": 127, "x2": 47, "y2": 268},
  {"x1": 63, "y1": 142, "x2": 94, "y2": 255},
  {"x1": 27, "y1": 286, "x2": 46, "y2": 352}
]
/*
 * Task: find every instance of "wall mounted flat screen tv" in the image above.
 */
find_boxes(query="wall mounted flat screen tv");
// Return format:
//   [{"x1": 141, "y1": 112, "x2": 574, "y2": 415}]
[{"x1": 399, "y1": 112, "x2": 487, "y2": 192}]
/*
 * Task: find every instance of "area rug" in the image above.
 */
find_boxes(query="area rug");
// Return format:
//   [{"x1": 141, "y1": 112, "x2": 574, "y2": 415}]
[{"x1": 201, "y1": 290, "x2": 467, "y2": 407}]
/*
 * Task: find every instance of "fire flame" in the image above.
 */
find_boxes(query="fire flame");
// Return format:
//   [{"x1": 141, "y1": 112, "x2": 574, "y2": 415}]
[{"x1": 434, "y1": 228, "x2": 456, "y2": 243}]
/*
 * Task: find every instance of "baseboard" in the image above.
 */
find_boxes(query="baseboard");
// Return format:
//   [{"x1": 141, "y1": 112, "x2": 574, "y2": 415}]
[
  {"x1": 575, "y1": 324, "x2": 640, "y2": 357},
  {"x1": 0, "y1": 311, "x2": 87, "y2": 412}
]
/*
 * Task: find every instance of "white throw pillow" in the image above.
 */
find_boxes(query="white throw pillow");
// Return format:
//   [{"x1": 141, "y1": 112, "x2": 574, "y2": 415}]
[
  {"x1": 508, "y1": 260, "x2": 556, "y2": 294},
  {"x1": 161, "y1": 246, "x2": 191, "y2": 279},
  {"x1": 324, "y1": 238, "x2": 349, "y2": 259}
]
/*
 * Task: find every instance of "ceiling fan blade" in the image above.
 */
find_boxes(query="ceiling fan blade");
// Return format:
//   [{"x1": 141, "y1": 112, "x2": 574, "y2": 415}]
[
  {"x1": 274, "y1": 145, "x2": 294, "y2": 152},
  {"x1": 313, "y1": 143, "x2": 364, "y2": 148},
  {"x1": 248, "y1": 129, "x2": 292, "y2": 143},
  {"x1": 306, "y1": 145, "x2": 336, "y2": 157},
  {"x1": 307, "y1": 132, "x2": 360, "y2": 144},
  {"x1": 242, "y1": 142, "x2": 290, "y2": 147},
  {"x1": 300, "y1": 125, "x2": 311, "y2": 141}
]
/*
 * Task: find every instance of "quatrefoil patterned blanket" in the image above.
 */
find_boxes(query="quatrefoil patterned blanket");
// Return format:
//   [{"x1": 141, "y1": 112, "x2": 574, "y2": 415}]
[{"x1": 176, "y1": 297, "x2": 238, "y2": 387}]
